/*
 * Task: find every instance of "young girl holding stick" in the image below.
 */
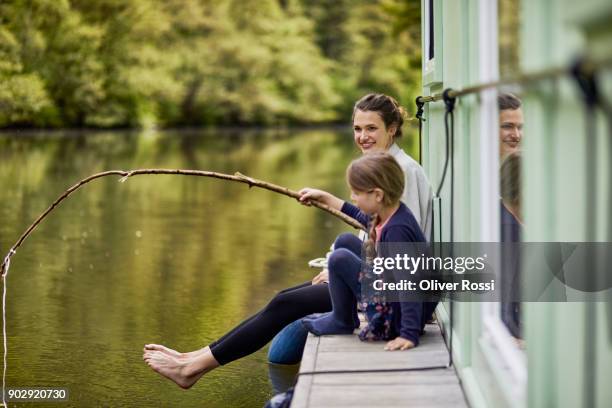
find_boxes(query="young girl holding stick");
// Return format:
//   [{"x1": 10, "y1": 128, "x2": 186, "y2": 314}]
[{"x1": 300, "y1": 152, "x2": 436, "y2": 350}]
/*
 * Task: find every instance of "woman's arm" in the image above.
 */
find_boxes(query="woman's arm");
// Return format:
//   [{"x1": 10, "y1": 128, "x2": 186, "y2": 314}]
[{"x1": 298, "y1": 188, "x2": 344, "y2": 211}]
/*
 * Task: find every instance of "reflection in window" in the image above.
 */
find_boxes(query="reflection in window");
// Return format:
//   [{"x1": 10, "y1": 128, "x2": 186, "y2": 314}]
[{"x1": 500, "y1": 151, "x2": 522, "y2": 340}]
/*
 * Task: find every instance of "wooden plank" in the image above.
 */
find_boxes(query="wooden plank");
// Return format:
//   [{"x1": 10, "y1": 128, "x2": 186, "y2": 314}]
[
  {"x1": 308, "y1": 383, "x2": 468, "y2": 408},
  {"x1": 312, "y1": 350, "x2": 449, "y2": 371},
  {"x1": 292, "y1": 319, "x2": 467, "y2": 408},
  {"x1": 317, "y1": 334, "x2": 445, "y2": 353},
  {"x1": 312, "y1": 369, "x2": 460, "y2": 385},
  {"x1": 291, "y1": 335, "x2": 319, "y2": 408}
]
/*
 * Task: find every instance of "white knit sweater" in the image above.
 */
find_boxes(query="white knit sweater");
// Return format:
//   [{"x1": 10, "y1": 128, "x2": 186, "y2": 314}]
[{"x1": 388, "y1": 143, "x2": 433, "y2": 240}]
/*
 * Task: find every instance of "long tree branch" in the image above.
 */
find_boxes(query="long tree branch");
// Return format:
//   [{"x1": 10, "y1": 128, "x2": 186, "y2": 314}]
[{"x1": 1, "y1": 169, "x2": 366, "y2": 277}]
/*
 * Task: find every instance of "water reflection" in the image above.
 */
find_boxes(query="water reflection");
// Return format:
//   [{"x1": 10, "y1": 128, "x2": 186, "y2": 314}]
[
  {"x1": 268, "y1": 363, "x2": 300, "y2": 396},
  {"x1": 0, "y1": 128, "x2": 357, "y2": 407}
]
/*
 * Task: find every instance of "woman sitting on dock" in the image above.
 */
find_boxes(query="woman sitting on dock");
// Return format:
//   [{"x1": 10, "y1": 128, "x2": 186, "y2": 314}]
[
  {"x1": 268, "y1": 93, "x2": 432, "y2": 364},
  {"x1": 143, "y1": 95, "x2": 433, "y2": 389}
]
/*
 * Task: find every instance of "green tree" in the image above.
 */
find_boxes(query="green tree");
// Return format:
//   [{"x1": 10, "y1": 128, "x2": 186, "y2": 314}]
[
  {"x1": 0, "y1": 0, "x2": 422, "y2": 128},
  {"x1": 0, "y1": 24, "x2": 50, "y2": 126}
]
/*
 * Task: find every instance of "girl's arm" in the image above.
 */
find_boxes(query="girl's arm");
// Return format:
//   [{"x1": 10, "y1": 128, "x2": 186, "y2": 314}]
[
  {"x1": 298, "y1": 188, "x2": 344, "y2": 211},
  {"x1": 338, "y1": 201, "x2": 370, "y2": 228},
  {"x1": 299, "y1": 188, "x2": 370, "y2": 227}
]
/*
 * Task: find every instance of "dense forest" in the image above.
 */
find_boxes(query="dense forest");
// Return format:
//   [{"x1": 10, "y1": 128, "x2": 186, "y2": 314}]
[{"x1": 0, "y1": 0, "x2": 420, "y2": 128}]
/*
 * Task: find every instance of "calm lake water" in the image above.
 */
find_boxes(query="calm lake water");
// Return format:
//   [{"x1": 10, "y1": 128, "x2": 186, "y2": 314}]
[{"x1": 0, "y1": 128, "x2": 368, "y2": 407}]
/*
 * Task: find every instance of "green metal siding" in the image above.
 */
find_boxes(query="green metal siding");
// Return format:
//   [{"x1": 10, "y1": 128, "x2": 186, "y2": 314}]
[
  {"x1": 522, "y1": 1, "x2": 612, "y2": 407},
  {"x1": 421, "y1": 0, "x2": 611, "y2": 407}
]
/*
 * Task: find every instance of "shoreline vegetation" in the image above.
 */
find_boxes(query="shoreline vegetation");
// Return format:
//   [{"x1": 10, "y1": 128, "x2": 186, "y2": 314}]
[
  {"x1": 0, "y1": 122, "x2": 351, "y2": 133},
  {"x1": 0, "y1": 0, "x2": 421, "y2": 129}
]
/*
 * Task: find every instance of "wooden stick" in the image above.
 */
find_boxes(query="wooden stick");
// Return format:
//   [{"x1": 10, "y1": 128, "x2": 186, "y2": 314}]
[{"x1": 0, "y1": 169, "x2": 365, "y2": 277}]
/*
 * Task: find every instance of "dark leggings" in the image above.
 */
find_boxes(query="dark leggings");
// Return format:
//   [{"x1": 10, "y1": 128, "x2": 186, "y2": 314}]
[
  {"x1": 209, "y1": 281, "x2": 330, "y2": 365},
  {"x1": 209, "y1": 233, "x2": 362, "y2": 365}
]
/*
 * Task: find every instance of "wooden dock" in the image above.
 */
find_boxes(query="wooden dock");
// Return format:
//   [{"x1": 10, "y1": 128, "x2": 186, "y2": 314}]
[{"x1": 291, "y1": 321, "x2": 468, "y2": 408}]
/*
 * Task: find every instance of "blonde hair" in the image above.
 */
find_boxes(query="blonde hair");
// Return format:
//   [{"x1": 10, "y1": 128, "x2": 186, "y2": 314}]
[{"x1": 346, "y1": 152, "x2": 404, "y2": 259}]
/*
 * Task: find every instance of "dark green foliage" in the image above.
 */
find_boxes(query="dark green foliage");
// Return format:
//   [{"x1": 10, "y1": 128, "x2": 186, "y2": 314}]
[{"x1": 0, "y1": 0, "x2": 420, "y2": 128}]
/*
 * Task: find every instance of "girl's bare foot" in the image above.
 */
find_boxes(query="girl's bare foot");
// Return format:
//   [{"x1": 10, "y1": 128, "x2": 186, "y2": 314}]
[{"x1": 143, "y1": 344, "x2": 208, "y2": 361}]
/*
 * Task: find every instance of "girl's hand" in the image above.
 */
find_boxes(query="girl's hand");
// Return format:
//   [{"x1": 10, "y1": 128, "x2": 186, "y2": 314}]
[
  {"x1": 298, "y1": 188, "x2": 344, "y2": 211},
  {"x1": 384, "y1": 337, "x2": 415, "y2": 351},
  {"x1": 298, "y1": 188, "x2": 330, "y2": 206}
]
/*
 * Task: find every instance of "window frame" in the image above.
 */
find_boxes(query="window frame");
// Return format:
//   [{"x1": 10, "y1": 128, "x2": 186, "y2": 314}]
[
  {"x1": 422, "y1": 0, "x2": 444, "y2": 86},
  {"x1": 476, "y1": 0, "x2": 527, "y2": 402}
]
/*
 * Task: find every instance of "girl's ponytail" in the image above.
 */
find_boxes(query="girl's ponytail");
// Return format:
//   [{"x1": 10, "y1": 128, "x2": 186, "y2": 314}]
[{"x1": 364, "y1": 213, "x2": 380, "y2": 260}]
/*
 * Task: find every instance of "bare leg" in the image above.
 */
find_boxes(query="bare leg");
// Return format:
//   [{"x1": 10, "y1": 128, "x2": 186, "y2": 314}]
[
  {"x1": 143, "y1": 281, "x2": 331, "y2": 370},
  {"x1": 144, "y1": 311, "x2": 262, "y2": 360},
  {"x1": 143, "y1": 346, "x2": 220, "y2": 389}
]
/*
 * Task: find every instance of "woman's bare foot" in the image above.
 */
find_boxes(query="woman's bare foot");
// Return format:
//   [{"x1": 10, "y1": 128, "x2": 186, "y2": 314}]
[
  {"x1": 143, "y1": 347, "x2": 219, "y2": 389},
  {"x1": 143, "y1": 344, "x2": 208, "y2": 361}
]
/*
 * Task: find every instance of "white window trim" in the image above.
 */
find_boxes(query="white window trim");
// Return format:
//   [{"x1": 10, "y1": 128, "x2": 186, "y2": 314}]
[
  {"x1": 425, "y1": 58, "x2": 436, "y2": 74},
  {"x1": 482, "y1": 305, "x2": 527, "y2": 383},
  {"x1": 477, "y1": 0, "x2": 527, "y2": 403}
]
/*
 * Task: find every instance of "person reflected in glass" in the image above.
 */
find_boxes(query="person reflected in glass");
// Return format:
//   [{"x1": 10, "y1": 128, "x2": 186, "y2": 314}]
[
  {"x1": 499, "y1": 93, "x2": 523, "y2": 160},
  {"x1": 500, "y1": 151, "x2": 523, "y2": 341}
]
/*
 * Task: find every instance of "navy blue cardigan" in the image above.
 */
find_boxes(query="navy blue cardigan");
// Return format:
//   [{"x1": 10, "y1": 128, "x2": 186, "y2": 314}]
[{"x1": 341, "y1": 201, "x2": 431, "y2": 345}]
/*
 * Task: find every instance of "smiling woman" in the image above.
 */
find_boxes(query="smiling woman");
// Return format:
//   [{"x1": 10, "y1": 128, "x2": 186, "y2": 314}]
[
  {"x1": 267, "y1": 93, "x2": 436, "y2": 365},
  {"x1": 352, "y1": 94, "x2": 407, "y2": 153},
  {"x1": 351, "y1": 94, "x2": 433, "y2": 237}
]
